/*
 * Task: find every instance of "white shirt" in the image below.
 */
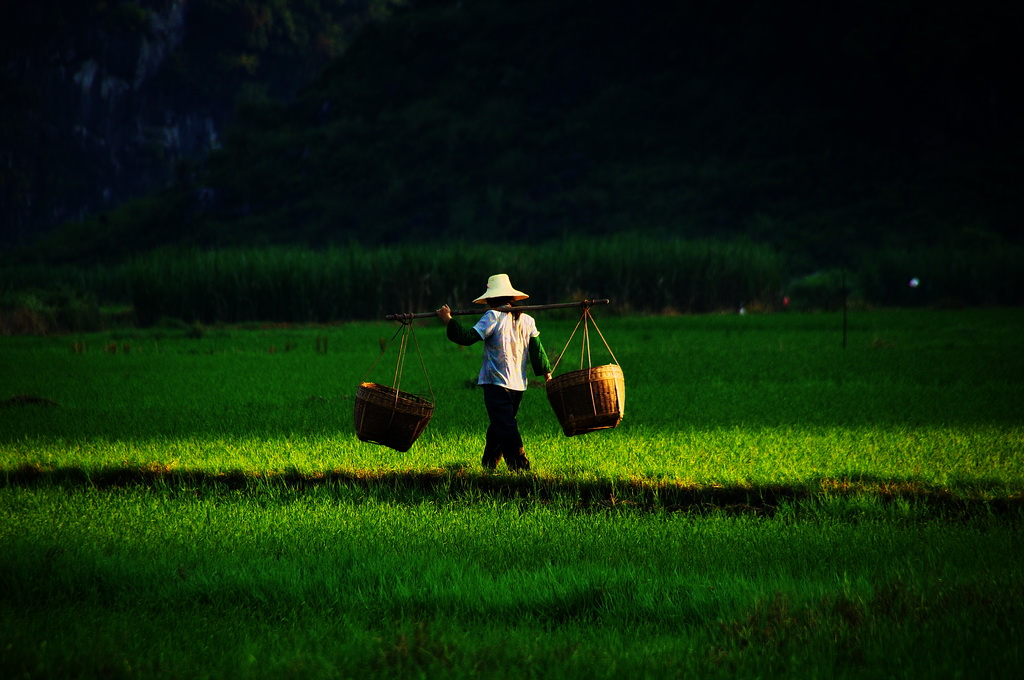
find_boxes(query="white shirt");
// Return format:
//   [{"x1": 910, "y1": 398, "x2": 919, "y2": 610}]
[{"x1": 472, "y1": 310, "x2": 540, "y2": 391}]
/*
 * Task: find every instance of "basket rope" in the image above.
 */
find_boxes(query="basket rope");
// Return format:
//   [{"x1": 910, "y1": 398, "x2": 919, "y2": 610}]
[
  {"x1": 551, "y1": 307, "x2": 619, "y2": 373},
  {"x1": 360, "y1": 317, "x2": 434, "y2": 404}
]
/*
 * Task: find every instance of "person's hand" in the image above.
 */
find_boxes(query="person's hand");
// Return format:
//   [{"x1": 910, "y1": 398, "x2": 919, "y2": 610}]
[
  {"x1": 436, "y1": 304, "x2": 452, "y2": 324},
  {"x1": 545, "y1": 372, "x2": 552, "y2": 382}
]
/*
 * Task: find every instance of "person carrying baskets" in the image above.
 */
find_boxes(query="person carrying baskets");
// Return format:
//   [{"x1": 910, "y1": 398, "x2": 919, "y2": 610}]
[{"x1": 436, "y1": 274, "x2": 552, "y2": 472}]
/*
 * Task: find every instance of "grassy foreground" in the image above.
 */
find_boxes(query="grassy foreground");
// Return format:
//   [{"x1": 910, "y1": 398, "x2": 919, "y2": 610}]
[{"x1": 2, "y1": 309, "x2": 1023, "y2": 678}]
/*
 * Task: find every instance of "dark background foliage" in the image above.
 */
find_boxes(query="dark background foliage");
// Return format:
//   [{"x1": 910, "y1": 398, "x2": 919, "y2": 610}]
[
  {"x1": 0, "y1": 0, "x2": 405, "y2": 245},
  {"x1": 2, "y1": 0, "x2": 1021, "y2": 324}
]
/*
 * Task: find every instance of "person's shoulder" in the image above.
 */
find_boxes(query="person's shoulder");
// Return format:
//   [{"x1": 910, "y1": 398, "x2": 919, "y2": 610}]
[{"x1": 475, "y1": 309, "x2": 500, "y2": 327}]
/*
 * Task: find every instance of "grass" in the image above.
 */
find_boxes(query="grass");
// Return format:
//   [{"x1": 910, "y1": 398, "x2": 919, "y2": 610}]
[
  {"x1": 3, "y1": 485, "x2": 1022, "y2": 678},
  {"x1": 4, "y1": 237, "x2": 790, "y2": 326},
  {"x1": 6, "y1": 239, "x2": 1024, "y2": 333},
  {"x1": 2, "y1": 308, "x2": 1023, "y2": 678}
]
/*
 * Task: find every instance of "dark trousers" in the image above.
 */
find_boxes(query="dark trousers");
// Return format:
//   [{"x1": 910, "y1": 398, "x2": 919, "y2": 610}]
[{"x1": 481, "y1": 384, "x2": 530, "y2": 471}]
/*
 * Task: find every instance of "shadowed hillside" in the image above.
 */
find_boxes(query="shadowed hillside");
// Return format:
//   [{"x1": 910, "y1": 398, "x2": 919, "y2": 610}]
[
  {"x1": 16, "y1": 0, "x2": 1023, "y2": 270},
  {"x1": 0, "y1": 0, "x2": 408, "y2": 246}
]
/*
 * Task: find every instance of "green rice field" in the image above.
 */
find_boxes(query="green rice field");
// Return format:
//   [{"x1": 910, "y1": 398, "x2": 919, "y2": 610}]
[{"x1": 2, "y1": 308, "x2": 1023, "y2": 678}]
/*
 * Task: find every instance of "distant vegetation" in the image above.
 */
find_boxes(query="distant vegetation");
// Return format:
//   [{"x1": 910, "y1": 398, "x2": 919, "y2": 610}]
[
  {"x1": 1, "y1": 0, "x2": 409, "y2": 241},
  {"x1": 3, "y1": 237, "x2": 1022, "y2": 332},
  {"x1": 20, "y1": 0, "x2": 1022, "y2": 258},
  {"x1": 4, "y1": 0, "x2": 1021, "y2": 327}
]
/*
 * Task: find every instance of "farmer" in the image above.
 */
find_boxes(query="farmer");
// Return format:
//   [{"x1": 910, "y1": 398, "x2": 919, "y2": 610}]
[{"x1": 436, "y1": 274, "x2": 552, "y2": 472}]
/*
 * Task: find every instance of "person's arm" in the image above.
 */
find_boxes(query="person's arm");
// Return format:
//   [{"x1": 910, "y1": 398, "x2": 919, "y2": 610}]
[
  {"x1": 529, "y1": 336, "x2": 552, "y2": 380},
  {"x1": 447, "y1": 317, "x2": 482, "y2": 346},
  {"x1": 436, "y1": 305, "x2": 482, "y2": 346}
]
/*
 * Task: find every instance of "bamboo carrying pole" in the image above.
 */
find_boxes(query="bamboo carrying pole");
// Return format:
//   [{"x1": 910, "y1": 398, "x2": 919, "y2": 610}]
[{"x1": 385, "y1": 299, "x2": 610, "y2": 322}]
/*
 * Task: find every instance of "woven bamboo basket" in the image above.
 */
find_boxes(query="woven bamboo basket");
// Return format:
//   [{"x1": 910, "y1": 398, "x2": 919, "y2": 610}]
[
  {"x1": 545, "y1": 364, "x2": 625, "y2": 436},
  {"x1": 353, "y1": 382, "x2": 434, "y2": 452}
]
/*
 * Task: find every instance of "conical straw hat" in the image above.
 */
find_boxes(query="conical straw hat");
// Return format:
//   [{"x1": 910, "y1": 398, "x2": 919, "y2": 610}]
[{"x1": 473, "y1": 274, "x2": 529, "y2": 304}]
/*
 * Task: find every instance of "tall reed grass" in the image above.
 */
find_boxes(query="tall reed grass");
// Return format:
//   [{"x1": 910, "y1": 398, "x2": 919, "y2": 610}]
[
  {"x1": 10, "y1": 236, "x2": 782, "y2": 324},
  {"x1": 119, "y1": 236, "x2": 788, "y2": 324},
  {"x1": 858, "y1": 242, "x2": 1024, "y2": 308},
  {"x1": 3, "y1": 237, "x2": 1022, "y2": 329}
]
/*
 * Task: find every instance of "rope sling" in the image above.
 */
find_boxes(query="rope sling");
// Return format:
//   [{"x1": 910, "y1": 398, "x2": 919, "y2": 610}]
[{"x1": 550, "y1": 306, "x2": 621, "y2": 373}]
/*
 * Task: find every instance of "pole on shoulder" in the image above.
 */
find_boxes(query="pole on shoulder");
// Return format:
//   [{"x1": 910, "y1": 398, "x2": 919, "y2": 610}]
[{"x1": 385, "y1": 298, "x2": 610, "y2": 322}]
